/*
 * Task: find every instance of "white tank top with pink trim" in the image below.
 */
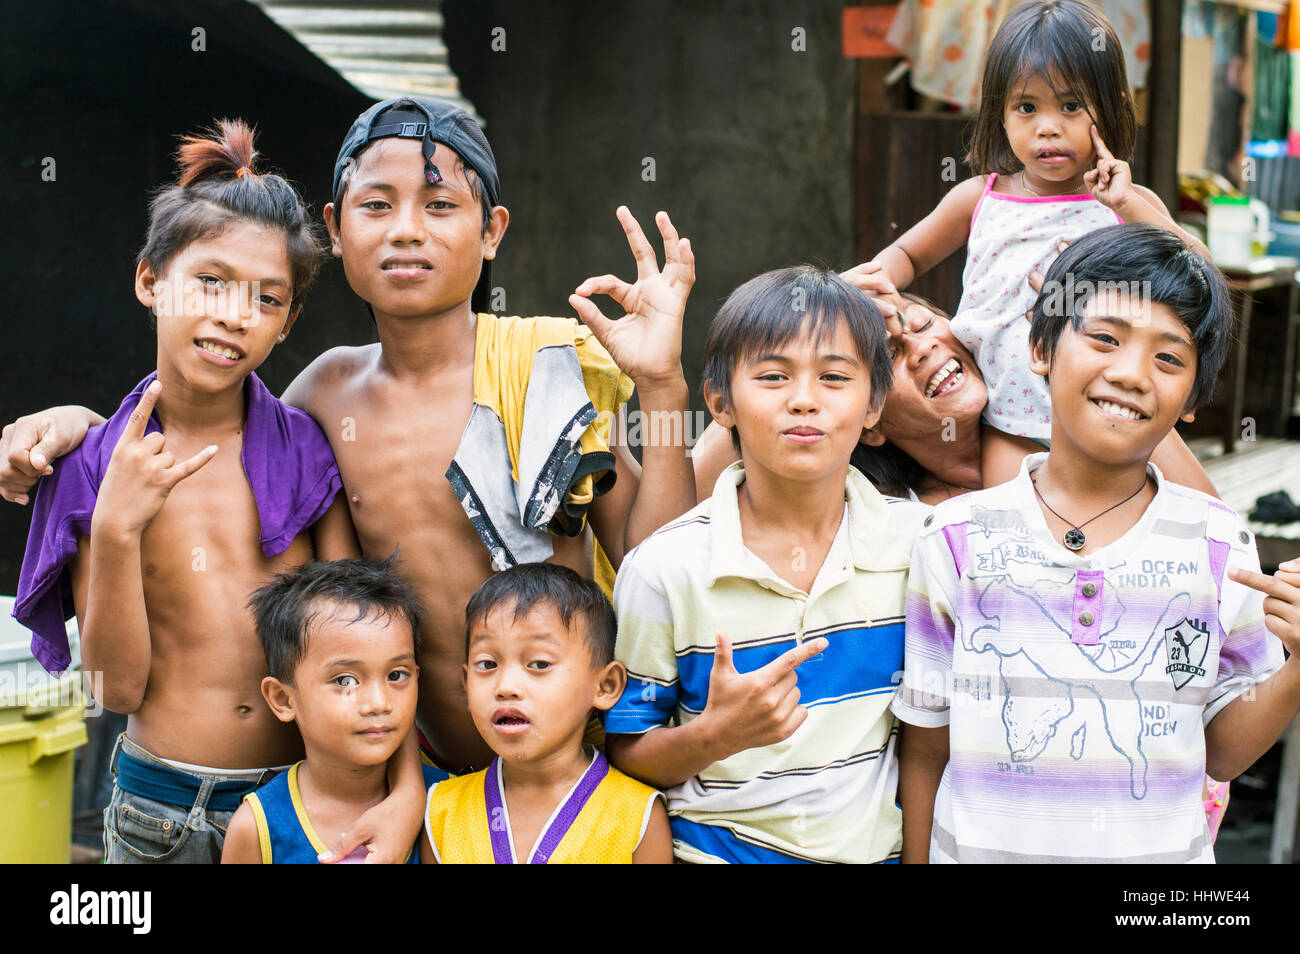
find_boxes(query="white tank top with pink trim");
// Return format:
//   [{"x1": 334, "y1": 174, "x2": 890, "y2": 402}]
[{"x1": 953, "y1": 173, "x2": 1122, "y2": 442}]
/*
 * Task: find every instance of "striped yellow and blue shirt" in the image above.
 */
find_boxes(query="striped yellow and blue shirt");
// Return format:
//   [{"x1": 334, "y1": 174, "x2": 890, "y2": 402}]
[{"x1": 605, "y1": 462, "x2": 926, "y2": 863}]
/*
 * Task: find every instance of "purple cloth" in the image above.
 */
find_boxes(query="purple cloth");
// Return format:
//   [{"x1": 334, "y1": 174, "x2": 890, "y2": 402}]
[{"x1": 13, "y1": 372, "x2": 342, "y2": 673}]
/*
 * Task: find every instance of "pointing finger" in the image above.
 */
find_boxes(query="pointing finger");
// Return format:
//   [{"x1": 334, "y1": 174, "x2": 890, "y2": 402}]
[
  {"x1": 765, "y1": 637, "x2": 829, "y2": 678},
  {"x1": 125, "y1": 380, "x2": 162, "y2": 442},
  {"x1": 1090, "y1": 124, "x2": 1113, "y2": 162},
  {"x1": 1229, "y1": 567, "x2": 1289, "y2": 599},
  {"x1": 167, "y1": 444, "x2": 218, "y2": 485}
]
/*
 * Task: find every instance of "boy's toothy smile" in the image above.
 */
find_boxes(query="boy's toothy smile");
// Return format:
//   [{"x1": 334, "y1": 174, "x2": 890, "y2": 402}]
[
  {"x1": 195, "y1": 338, "x2": 245, "y2": 365},
  {"x1": 1090, "y1": 397, "x2": 1148, "y2": 421}
]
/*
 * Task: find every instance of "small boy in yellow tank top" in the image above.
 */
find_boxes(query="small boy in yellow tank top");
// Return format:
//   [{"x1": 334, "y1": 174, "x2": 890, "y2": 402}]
[{"x1": 423, "y1": 564, "x2": 671, "y2": 863}]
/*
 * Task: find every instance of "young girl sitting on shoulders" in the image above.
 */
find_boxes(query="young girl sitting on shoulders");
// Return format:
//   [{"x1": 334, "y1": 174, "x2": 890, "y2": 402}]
[{"x1": 845, "y1": 0, "x2": 1210, "y2": 485}]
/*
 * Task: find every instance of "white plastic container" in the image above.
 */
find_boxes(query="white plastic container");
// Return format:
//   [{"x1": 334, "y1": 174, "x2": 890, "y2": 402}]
[{"x1": 1207, "y1": 196, "x2": 1262, "y2": 266}]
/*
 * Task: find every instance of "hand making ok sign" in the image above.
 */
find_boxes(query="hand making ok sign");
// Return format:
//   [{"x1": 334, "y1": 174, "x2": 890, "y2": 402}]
[{"x1": 569, "y1": 206, "x2": 695, "y2": 393}]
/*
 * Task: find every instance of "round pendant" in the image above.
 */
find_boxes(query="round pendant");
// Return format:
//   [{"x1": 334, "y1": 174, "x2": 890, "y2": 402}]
[{"x1": 1064, "y1": 528, "x2": 1086, "y2": 551}]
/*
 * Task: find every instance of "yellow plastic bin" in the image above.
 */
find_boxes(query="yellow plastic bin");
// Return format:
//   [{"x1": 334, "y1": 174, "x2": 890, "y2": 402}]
[{"x1": 0, "y1": 598, "x2": 88, "y2": 863}]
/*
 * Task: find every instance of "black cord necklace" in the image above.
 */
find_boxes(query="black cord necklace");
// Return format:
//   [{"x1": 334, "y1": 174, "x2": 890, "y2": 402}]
[{"x1": 1030, "y1": 473, "x2": 1149, "y2": 551}]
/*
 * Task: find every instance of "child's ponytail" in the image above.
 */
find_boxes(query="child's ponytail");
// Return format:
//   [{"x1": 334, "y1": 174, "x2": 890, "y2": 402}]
[
  {"x1": 175, "y1": 118, "x2": 260, "y2": 188},
  {"x1": 139, "y1": 119, "x2": 326, "y2": 309}
]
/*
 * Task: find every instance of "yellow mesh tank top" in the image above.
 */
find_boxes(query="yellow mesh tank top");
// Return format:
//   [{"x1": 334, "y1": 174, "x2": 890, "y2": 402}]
[{"x1": 426, "y1": 752, "x2": 659, "y2": 864}]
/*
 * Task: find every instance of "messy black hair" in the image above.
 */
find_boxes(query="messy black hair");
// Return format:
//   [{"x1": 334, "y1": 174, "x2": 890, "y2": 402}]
[
  {"x1": 966, "y1": 0, "x2": 1137, "y2": 175},
  {"x1": 1028, "y1": 222, "x2": 1231, "y2": 410},
  {"x1": 249, "y1": 556, "x2": 424, "y2": 684},
  {"x1": 464, "y1": 564, "x2": 617, "y2": 667},
  {"x1": 701, "y1": 266, "x2": 893, "y2": 451}
]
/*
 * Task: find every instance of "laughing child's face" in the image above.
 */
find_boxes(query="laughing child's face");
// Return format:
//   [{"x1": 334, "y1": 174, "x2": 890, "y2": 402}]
[
  {"x1": 324, "y1": 137, "x2": 508, "y2": 321},
  {"x1": 135, "y1": 220, "x2": 299, "y2": 391},
  {"x1": 464, "y1": 601, "x2": 624, "y2": 766},
  {"x1": 1031, "y1": 290, "x2": 1198, "y2": 465}
]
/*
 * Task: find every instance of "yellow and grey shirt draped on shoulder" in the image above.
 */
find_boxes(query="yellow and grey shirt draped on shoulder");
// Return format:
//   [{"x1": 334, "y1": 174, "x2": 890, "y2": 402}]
[
  {"x1": 445, "y1": 313, "x2": 634, "y2": 576},
  {"x1": 605, "y1": 462, "x2": 930, "y2": 863}
]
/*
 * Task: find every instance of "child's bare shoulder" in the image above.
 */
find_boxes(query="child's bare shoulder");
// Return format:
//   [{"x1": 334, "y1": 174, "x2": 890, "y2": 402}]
[
  {"x1": 282, "y1": 344, "x2": 381, "y2": 414},
  {"x1": 909, "y1": 175, "x2": 987, "y2": 241},
  {"x1": 943, "y1": 175, "x2": 991, "y2": 208}
]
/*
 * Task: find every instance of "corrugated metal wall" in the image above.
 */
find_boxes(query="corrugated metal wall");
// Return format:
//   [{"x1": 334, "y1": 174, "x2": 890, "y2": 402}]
[{"x1": 250, "y1": 0, "x2": 479, "y2": 114}]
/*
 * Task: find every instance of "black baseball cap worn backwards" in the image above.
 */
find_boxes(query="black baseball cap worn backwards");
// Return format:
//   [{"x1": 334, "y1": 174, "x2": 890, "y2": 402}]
[
  {"x1": 333, "y1": 97, "x2": 502, "y2": 314},
  {"x1": 333, "y1": 96, "x2": 501, "y2": 207}
]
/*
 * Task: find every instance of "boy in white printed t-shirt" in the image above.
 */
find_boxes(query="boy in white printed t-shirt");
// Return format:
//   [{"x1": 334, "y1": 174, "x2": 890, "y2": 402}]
[{"x1": 895, "y1": 224, "x2": 1300, "y2": 863}]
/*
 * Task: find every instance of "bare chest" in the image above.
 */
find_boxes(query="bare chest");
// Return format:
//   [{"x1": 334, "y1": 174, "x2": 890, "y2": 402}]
[{"x1": 137, "y1": 444, "x2": 309, "y2": 592}]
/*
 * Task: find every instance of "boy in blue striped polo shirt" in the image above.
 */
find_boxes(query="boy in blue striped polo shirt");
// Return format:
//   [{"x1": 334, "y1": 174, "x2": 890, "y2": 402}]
[{"x1": 605, "y1": 266, "x2": 926, "y2": 863}]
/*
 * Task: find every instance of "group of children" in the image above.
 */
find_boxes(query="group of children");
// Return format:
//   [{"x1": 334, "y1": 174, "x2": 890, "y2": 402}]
[{"x1": 6, "y1": 0, "x2": 1300, "y2": 863}]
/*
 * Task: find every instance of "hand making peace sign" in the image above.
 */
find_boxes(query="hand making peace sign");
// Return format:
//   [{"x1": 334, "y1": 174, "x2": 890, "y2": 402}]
[
  {"x1": 569, "y1": 206, "x2": 695, "y2": 391},
  {"x1": 94, "y1": 380, "x2": 219, "y2": 536}
]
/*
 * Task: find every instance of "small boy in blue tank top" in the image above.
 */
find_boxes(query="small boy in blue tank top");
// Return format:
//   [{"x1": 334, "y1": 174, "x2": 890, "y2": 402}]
[{"x1": 223, "y1": 557, "x2": 440, "y2": 864}]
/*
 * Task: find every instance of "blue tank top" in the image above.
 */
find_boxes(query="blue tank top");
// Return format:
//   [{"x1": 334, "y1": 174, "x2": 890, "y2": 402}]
[{"x1": 244, "y1": 761, "x2": 446, "y2": 864}]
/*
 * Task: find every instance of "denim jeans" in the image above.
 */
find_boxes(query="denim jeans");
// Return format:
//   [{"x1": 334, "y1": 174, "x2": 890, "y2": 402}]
[{"x1": 102, "y1": 734, "x2": 271, "y2": 864}]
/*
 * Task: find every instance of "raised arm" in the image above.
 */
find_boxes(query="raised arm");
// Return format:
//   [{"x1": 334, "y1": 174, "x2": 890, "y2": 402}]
[
  {"x1": 844, "y1": 176, "x2": 985, "y2": 296},
  {"x1": 1, "y1": 405, "x2": 105, "y2": 504},
  {"x1": 574, "y1": 207, "x2": 697, "y2": 565},
  {"x1": 76, "y1": 382, "x2": 217, "y2": 712}
]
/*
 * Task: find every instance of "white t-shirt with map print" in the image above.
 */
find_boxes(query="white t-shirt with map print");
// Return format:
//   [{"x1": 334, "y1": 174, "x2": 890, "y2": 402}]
[{"x1": 892, "y1": 453, "x2": 1284, "y2": 863}]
